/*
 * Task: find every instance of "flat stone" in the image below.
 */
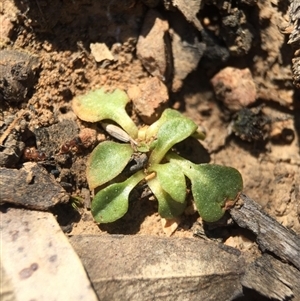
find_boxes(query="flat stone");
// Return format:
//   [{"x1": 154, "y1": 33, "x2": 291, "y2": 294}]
[
  {"x1": 0, "y1": 208, "x2": 98, "y2": 301},
  {"x1": 70, "y1": 235, "x2": 245, "y2": 301},
  {"x1": 0, "y1": 162, "x2": 69, "y2": 210}
]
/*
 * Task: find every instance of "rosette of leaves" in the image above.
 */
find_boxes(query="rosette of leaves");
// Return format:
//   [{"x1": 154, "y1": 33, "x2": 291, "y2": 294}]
[{"x1": 73, "y1": 88, "x2": 243, "y2": 224}]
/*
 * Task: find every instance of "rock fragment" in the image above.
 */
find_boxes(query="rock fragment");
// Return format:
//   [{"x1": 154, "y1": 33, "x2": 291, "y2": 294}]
[
  {"x1": 0, "y1": 162, "x2": 69, "y2": 210},
  {"x1": 128, "y1": 77, "x2": 169, "y2": 124},
  {"x1": 0, "y1": 50, "x2": 40, "y2": 103},
  {"x1": 0, "y1": 14, "x2": 14, "y2": 43},
  {"x1": 34, "y1": 119, "x2": 79, "y2": 155},
  {"x1": 1, "y1": 208, "x2": 98, "y2": 301},
  {"x1": 168, "y1": 12, "x2": 205, "y2": 91},
  {"x1": 90, "y1": 43, "x2": 114, "y2": 62},
  {"x1": 0, "y1": 133, "x2": 25, "y2": 167},
  {"x1": 0, "y1": 110, "x2": 27, "y2": 167},
  {"x1": 70, "y1": 235, "x2": 245, "y2": 301},
  {"x1": 164, "y1": 0, "x2": 203, "y2": 31},
  {"x1": 78, "y1": 128, "x2": 97, "y2": 149},
  {"x1": 210, "y1": 67, "x2": 257, "y2": 111},
  {"x1": 136, "y1": 10, "x2": 171, "y2": 82}
]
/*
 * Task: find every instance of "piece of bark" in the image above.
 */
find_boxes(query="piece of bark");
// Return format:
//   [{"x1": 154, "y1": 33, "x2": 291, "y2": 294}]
[
  {"x1": 0, "y1": 162, "x2": 69, "y2": 210},
  {"x1": 230, "y1": 193, "x2": 300, "y2": 270},
  {"x1": 69, "y1": 235, "x2": 245, "y2": 301},
  {"x1": 0, "y1": 208, "x2": 98, "y2": 301},
  {"x1": 242, "y1": 254, "x2": 300, "y2": 301}
]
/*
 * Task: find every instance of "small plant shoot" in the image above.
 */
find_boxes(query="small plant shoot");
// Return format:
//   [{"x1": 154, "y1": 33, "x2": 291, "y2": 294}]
[{"x1": 72, "y1": 88, "x2": 243, "y2": 224}]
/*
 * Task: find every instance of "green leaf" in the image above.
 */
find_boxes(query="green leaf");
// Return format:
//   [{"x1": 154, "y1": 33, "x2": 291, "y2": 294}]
[
  {"x1": 91, "y1": 171, "x2": 145, "y2": 223},
  {"x1": 190, "y1": 164, "x2": 243, "y2": 222},
  {"x1": 149, "y1": 162, "x2": 186, "y2": 203},
  {"x1": 72, "y1": 88, "x2": 138, "y2": 138},
  {"x1": 86, "y1": 141, "x2": 134, "y2": 189},
  {"x1": 147, "y1": 176, "x2": 187, "y2": 219},
  {"x1": 167, "y1": 153, "x2": 243, "y2": 222},
  {"x1": 145, "y1": 109, "x2": 184, "y2": 140},
  {"x1": 149, "y1": 116, "x2": 198, "y2": 164}
]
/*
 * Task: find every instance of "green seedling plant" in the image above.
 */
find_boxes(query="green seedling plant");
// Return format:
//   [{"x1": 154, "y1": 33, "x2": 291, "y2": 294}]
[{"x1": 72, "y1": 88, "x2": 243, "y2": 224}]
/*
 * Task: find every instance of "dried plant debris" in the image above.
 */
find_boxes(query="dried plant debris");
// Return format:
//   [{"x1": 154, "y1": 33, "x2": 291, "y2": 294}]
[
  {"x1": 229, "y1": 107, "x2": 269, "y2": 142},
  {"x1": 219, "y1": 9, "x2": 254, "y2": 56},
  {"x1": 202, "y1": 0, "x2": 255, "y2": 56}
]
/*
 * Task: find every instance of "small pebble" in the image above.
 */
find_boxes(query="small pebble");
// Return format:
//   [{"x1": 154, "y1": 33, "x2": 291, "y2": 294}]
[
  {"x1": 211, "y1": 67, "x2": 257, "y2": 111},
  {"x1": 127, "y1": 77, "x2": 169, "y2": 124}
]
